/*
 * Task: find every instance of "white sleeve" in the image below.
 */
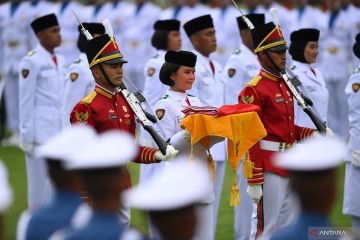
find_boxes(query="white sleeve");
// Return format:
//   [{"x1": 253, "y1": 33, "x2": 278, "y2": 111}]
[
  {"x1": 143, "y1": 60, "x2": 166, "y2": 107},
  {"x1": 347, "y1": 73, "x2": 360, "y2": 149},
  {"x1": 19, "y1": 57, "x2": 38, "y2": 144}
]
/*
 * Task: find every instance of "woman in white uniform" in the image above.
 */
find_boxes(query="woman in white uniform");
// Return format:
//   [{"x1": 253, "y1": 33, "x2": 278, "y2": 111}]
[
  {"x1": 289, "y1": 28, "x2": 329, "y2": 128},
  {"x1": 154, "y1": 50, "x2": 215, "y2": 240},
  {"x1": 139, "y1": 19, "x2": 182, "y2": 193},
  {"x1": 143, "y1": 19, "x2": 182, "y2": 107}
]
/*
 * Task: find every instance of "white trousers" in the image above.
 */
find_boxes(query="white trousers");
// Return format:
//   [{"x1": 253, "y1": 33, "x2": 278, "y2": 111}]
[
  {"x1": 343, "y1": 163, "x2": 360, "y2": 217},
  {"x1": 326, "y1": 80, "x2": 348, "y2": 139},
  {"x1": 213, "y1": 161, "x2": 226, "y2": 234},
  {"x1": 4, "y1": 71, "x2": 19, "y2": 132},
  {"x1": 25, "y1": 154, "x2": 53, "y2": 212},
  {"x1": 234, "y1": 161, "x2": 253, "y2": 240},
  {"x1": 250, "y1": 172, "x2": 298, "y2": 239},
  {"x1": 194, "y1": 203, "x2": 214, "y2": 240}
]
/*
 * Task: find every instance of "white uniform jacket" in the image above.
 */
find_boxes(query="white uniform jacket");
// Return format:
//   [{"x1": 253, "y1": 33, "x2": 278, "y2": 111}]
[
  {"x1": 121, "y1": 2, "x2": 161, "y2": 73},
  {"x1": 345, "y1": 67, "x2": 360, "y2": 162},
  {"x1": 62, "y1": 53, "x2": 95, "y2": 127},
  {"x1": 154, "y1": 90, "x2": 214, "y2": 203},
  {"x1": 291, "y1": 60, "x2": 329, "y2": 129},
  {"x1": 318, "y1": 9, "x2": 353, "y2": 81},
  {"x1": 210, "y1": 5, "x2": 241, "y2": 66},
  {"x1": 188, "y1": 50, "x2": 226, "y2": 161},
  {"x1": 19, "y1": 44, "x2": 67, "y2": 145},
  {"x1": 291, "y1": 5, "x2": 325, "y2": 31},
  {"x1": 224, "y1": 44, "x2": 260, "y2": 104},
  {"x1": 56, "y1": 1, "x2": 90, "y2": 64},
  {"x1": 143, "y1": 50, "x2": 168, "y2": 107},
  {"x1": 0, "y1": 1, "x2": 32, "y2": 74}
]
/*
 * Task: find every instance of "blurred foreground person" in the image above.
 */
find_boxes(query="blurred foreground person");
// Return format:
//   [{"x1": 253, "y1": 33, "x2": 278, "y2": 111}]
[
  {"x1": 344, "y1": 32, "x2": 360, "y2": 238},
  {"x1": 123, "y1": 159, "x2": 211, "y2": 240},
  {"x1": 62, "y1": 130, "x2": 145, "y2": 240},
  {"x1": 16, "y1": 126, "x2": 96, "y2": 240},
  {"x1": 270, "y1": 136, "x2": 346, "y2": 240}
]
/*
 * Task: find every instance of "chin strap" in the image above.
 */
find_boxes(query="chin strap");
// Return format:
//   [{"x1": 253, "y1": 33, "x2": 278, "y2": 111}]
[
  {"x1": 98, "y1": 63, "x2": 117, "y2": 89},
  {"x1": 263, "y1": 50, "x2": 282, "y2": 75}
]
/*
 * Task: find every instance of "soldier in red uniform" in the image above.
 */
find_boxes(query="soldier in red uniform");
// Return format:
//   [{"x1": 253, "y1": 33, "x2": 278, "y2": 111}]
[
  {"x1": 238, "y1": 22, "x2": 316, "y2": 239},
  {"x1": 70, "y1": 33, "x2": 177, "y2": 224}
]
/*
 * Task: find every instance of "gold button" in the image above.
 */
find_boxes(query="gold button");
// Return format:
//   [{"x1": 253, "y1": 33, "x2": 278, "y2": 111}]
[
  {"x1": 290, "y1": 133, "x2": 293, "y2": 136},
  {"x1": 289, "y1": 116, "x2": 292, "y2": 120}
]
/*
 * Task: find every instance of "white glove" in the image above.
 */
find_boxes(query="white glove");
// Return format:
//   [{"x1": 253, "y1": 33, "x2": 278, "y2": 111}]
[
  {"x1": 312, "y1": 127, "x2": 334, "y2": 137},
  {"x1": 155, "y1": 145, "x2": 179, "y2": 161},
  {"x1": 352, "y1": 149, "x2": 360, "y2": 167},
  {"x1": 247, "y1": 184, "x2": 263, "y2": 202},
  {"x1": 19, "y1": 142, "x2": 34, "y2": 154}
]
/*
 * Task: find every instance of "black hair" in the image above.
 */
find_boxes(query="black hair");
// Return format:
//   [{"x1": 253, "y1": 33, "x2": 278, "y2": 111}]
[
  {"x1": 159, "y1": 62, "x2": 181, "y2": 86},
  {"x1": 151, "y1": 30, "x2": 169, "y2": 50}
]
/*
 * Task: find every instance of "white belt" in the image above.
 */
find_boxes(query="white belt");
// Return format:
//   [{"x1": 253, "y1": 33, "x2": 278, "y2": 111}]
[{"x1": 260, "y1": 140, "x2": 293, "y2": 152}]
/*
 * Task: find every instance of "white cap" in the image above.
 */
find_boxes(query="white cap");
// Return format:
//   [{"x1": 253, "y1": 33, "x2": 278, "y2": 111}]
[
  {"x1": 64, "y1": 130, "x2": 137, "y2": 170},
  {"x1": 274, "y1": 136, "x2": 346, "y2": 171},
  {"x1": 122, "y1": 158, "x2": 211, "y2": 210},
  {"x1": 35, "y1": 125, "x2": 97, "y2": 161},
  {"x1": 0, "y1": 161, "x2": 13, "y2": 212}
]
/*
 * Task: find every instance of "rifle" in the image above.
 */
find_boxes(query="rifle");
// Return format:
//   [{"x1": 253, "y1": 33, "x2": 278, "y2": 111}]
[{"x1": 231, "y1": 1, "x2": 327, "y2": 133}]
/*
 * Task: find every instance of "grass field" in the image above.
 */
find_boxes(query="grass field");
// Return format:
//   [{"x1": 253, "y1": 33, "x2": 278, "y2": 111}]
[{"x1": 0, "y1": 145, "x2": 351, "y2": 239}]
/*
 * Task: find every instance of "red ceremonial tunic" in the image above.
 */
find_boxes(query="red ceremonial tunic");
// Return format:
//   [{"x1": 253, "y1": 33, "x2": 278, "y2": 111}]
[
  {"x1": 70, "y1": 85, "x2": 159, "y2": 186},
  {"x1": 238, "y1": 69, "x2": 314, "y2": 184}
]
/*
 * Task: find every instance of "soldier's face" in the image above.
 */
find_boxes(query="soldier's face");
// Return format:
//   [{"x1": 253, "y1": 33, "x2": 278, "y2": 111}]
[
  {"x1": 304, "y1": 41, "x2": 319, "y2": 64},
  {"x1": 259, "y1": 49, "x2": 287, "y2": 73},
  {"x1": 192, "y1": 28, "x2": 217, "y2": 56},
  {"x1": 103, "y1": 63, "x2": 124, "y2": 87},
  {"x1": 167, "y1": 31, "x2": 182, "y2": 52},
  {"x1": 38, "y1": 26, "x2": 61, "y2": 48},
  {"x1": 170, "y1": 66, "x2": 196, "y2": 92}
]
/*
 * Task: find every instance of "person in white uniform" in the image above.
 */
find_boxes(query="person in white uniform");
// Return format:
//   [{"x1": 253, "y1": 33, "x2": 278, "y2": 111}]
[
  {"x1": 317, "y1": 0, "x2": 352, "y2": 139},
  {"x1": 292, "y1": 0, "x2": 325, "y2": 31},
  {"x1": 0, "y1": 0, "x2": 32, "y2": 146},
  {"x1": 140, "y1": 19, "x2": 182, "y2": 189},
  {"x1": 19, "y1": 14, "x2": 67, "y2": 211},
  {"x1": 123, "y1": 158, "x2": 211, "y2": 240},
  {"x1": 183, "y1": 14, "x2": 226, "y2": 233},
  {"x1": 344, "y1": 33, "x2": 360, "y2": 238},
  {"x1": 223, "y1": 13, "x2": 264, "y2": 240},
  {"x1": 155, "y1": 50, "x2": 215, "y2": 240},
  {"x1": 56, "y1": 0, "x2": 90, "y2": 64},
  {"x1": 209, "y1": 0, "x2": 240, "y2": 66},
  {"x1": 289, "y1": 28, "x2": 329, "y2": 129},
  {"x1": 143, "y1": 19, "x2": 182, "y2": 107},
  {"x1": 121, "y1": 0, "x2": 161, "y2": 91},
  {"x1": 62, "y1": 22, "x2": 105, "y2": 127},
  {"x1": 224, "y1": 13, "x2": 263, "y2": 105}
]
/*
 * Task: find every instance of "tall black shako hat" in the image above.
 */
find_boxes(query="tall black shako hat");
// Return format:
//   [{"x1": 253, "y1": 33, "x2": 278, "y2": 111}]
[
  {"x1": 183, "y1": 14, "x2": 214, "y2": 37},
  {"x1": 353, "y1": 33, "x2": 360, "y2": 59},
  {"x1": 237, "y1": 14, "x2": 265, "y2": 31},
  {"x1": 77, "y1": 23, "x2": 105, "y2": 53},
  {"x1": 251, "y1": 22, "x2": 287, "y2": 53},
  {"x1": 289, "y1": 28, "x2": 320, "y2": 63},
  {"x1": 85, "y1": 34, "x2": 127, "y2": 68},
  {"x1": 31, "y1": 13, "x2": 59, "y2": 34},
  {"x1": 154, "y1": 19, "x2": 180, "y2": 31},
  {"x1": 165, "y1": 51, "x2": 197, "y2": 67}
]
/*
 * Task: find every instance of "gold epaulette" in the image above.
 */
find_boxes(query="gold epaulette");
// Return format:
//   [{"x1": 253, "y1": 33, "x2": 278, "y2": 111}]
[
  {"x1": 81, "y1": 91, "x2": 97, "y2": 104},
  {"x1": 247, "y1": 75, "x2": 262, "y2": 87}
]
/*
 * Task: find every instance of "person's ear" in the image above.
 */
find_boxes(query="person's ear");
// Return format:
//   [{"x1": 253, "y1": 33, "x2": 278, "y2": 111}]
[
  {"x1": 170, "y1": 72, "x2": 176, "y2": 81},
  {"x1": 91, "y1": 66, "x2": 101, "y2": 79}
]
